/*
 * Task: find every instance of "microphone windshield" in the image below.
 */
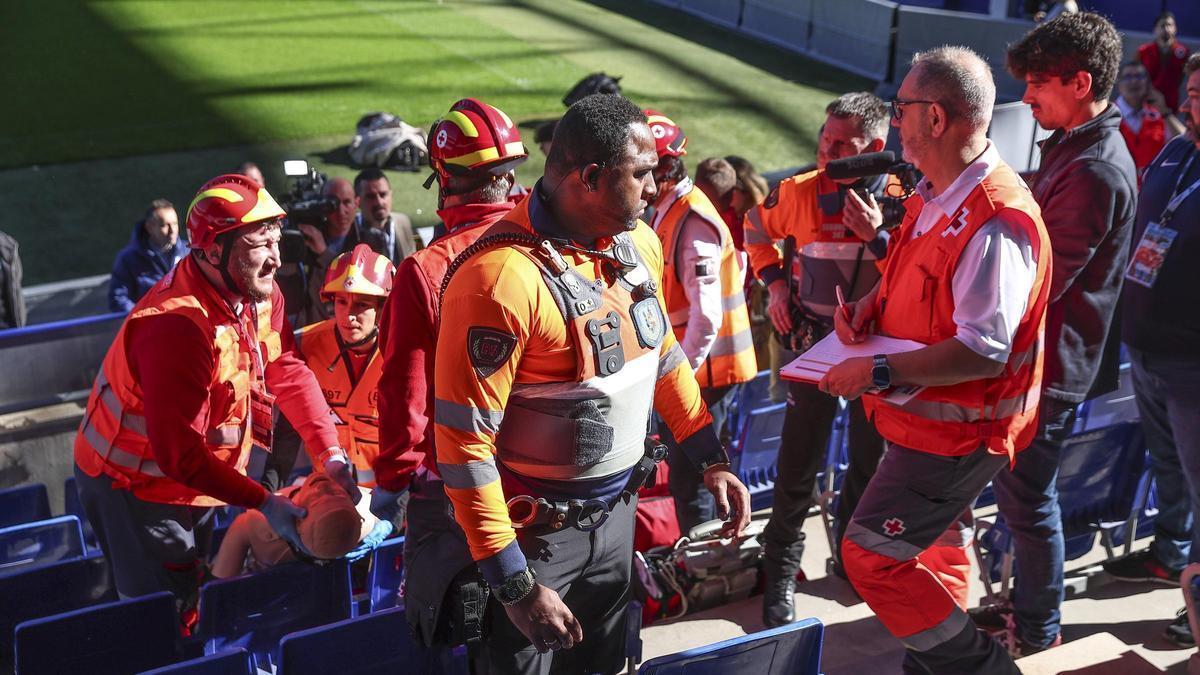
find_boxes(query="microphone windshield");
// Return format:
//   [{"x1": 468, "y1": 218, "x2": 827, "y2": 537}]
[{"x1": 825, "y1": 151, "x2": 896, "y2": 181}]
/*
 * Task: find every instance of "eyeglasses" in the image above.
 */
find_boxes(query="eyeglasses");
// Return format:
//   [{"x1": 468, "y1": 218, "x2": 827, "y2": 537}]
[
  {"x1": 1120, "y1": 73, "x2": 1148, "y2": 82},
  {"x1": 891, "y1": 98, "x2": 937, "y2": 120}
]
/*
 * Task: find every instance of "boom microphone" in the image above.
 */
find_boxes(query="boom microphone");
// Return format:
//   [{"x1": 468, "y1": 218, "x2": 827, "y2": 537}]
[{"x1": 825, "y1": 151, "x2": 900, "y2": 180}]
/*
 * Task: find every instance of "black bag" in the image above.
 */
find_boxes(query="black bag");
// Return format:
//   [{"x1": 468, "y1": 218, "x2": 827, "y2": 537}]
[{"x1": 562, "y1": 72, "x2": 623, "y2": 107}]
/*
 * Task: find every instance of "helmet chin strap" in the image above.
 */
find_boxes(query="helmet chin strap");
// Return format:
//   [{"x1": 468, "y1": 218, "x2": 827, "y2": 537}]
[{"x1": 340, "y1": 326, "x2": 379, "y2": 351}]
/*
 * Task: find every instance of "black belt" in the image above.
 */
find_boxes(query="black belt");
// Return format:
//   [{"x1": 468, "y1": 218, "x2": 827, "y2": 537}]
[{"x1": 506, "y1": 438, "x2": 667, "y2": 532}]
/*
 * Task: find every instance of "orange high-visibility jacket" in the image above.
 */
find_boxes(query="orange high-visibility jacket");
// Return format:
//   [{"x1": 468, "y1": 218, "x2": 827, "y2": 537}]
[
  {"x1": 295, "y1": 320, "x2": 382, "y2": 487},
  {"x1": 75, "y1": 257, "x2": 287, "y2": 507},
  {"x1": 864, "y1": 163, "x2": 1052, "y2": 460},
  {"x1": 434, "y1": 195, "x2": 720, "y2": 572},
  {"x1": 654, "y1": 184, "x2": 757, "y2": 388}
]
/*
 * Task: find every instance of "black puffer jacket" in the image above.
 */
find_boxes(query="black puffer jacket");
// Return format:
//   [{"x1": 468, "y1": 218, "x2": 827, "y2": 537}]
[{"x1": 1028, "y1": 104, "x2": 1137, "y2": 403}]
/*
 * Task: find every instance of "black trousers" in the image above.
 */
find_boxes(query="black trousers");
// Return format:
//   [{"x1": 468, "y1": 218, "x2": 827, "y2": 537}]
[{"x1": 761, "y1": 381, "x2": 885, "y2": 559}]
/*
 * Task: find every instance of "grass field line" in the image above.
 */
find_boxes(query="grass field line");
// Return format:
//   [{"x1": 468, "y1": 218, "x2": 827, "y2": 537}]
[{"x1": 351, "y1": 0, "x2": 534, "y2": 92}]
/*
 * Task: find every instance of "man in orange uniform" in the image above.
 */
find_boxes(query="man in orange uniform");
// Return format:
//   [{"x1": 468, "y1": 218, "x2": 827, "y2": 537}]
[
  {"x1": 433, "y1": 94, "x2": 750, "y2": 674},
  {"x1": 742, "y1": 92, "x2": 892, "y2": 626},
  {"x1": 289, "y1": 244, "x2": 396, "y2": 487},
  {"x1": 642, "y1": 109, "x2": 757, "y2": 534},
  {"x1": 821, "y1": 47, "x2": 1051, "y2": 674},
  {"x1": 72, "y1": 174, "x2": 356, "y2": 614}
]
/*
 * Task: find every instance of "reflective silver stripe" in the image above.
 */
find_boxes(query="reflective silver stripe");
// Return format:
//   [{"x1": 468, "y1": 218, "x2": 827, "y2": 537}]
[
  {"x1": 845, "y1": 520, "x2": 923, "y2": 561},
  {"x1": 800, "y1": 240, "x2": 880, "y2": 261},
  {"x1": 657, "y1": 343, "x2": 687, "y2": 379},
  {"x1": 206, "y1": 426, "x2": 243, "y2": 447},
  {"x1": 81, "y1": 421, "x2": 166, "y2": 478},
  {"x1": 434, "y1": 399, "x2": 504, "y2": 435},
  {"x1": 1006, "y1": 343, "x2": 1036, "y2": 371},
  {"x1": 743, "y1": 210, "x2": 772, "y2": 245},
  {"x1": 900, "y1": 608, "x2": 970, "y2": 651},
  {"x1": 708, "y1": 328, "x2": 754, "y2": 357},
  {"x1": 94, "y1": 371, "x2": 148, "y2": 437},
  {"x1": 897, "y1": 391, "x2": 1031, "y2": 423},
  {"x1": 438, "y1": 458, "x2": 501, "y2": 490},
  {"x1": 722, "y1": 292, "x2": 745, "y2": 312}
]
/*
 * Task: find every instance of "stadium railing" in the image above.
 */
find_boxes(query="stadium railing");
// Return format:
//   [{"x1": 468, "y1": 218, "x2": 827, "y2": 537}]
[{"x1": 0, "y1": 311, "x2": 123, "y2": 414}]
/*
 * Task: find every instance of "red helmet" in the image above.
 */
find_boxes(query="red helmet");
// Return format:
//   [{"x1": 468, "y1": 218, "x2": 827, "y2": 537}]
[
  {"x1": 186, "y1": 174, "x2": 286, "y2": 249},
  {"x1": 644, "y1": 110, "x2": 687, "y2": 158},
  {"x1": 427, "y1": 98, "x2": 528, "y2": 185},
  {"x1": 321, "y1": 244, "x2": 395, "y2": 300}
]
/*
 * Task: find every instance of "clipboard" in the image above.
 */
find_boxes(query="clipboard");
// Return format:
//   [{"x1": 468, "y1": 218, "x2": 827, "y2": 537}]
[{"x1": 779, "y1": 331, "x2": 926, "y2": 405}]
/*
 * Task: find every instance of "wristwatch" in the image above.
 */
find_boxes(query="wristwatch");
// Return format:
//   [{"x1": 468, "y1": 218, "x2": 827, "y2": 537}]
[
  {"x1": 697, "y1": 448, "x2": 732, "y2": 473},
  {"x1": 495, "y1": 567, "x2": 537, "y2": 606},
  {"x1": 872, "y1": 354, "x2": 892, "y2": 390}
]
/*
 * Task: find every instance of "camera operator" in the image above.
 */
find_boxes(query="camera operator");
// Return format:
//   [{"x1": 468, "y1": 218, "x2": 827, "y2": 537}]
[{"x1": 741, "y1": 92, "x2": 891, "y2": 627}]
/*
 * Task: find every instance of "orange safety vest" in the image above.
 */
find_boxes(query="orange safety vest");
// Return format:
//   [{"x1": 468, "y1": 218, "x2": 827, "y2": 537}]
[
  {"x1": 1119, "y1": 107, "x2": 1167, "y2": 173},
  {"x1": 295, "y1": 320, "x2": 382, "y2": 487},
  {"x1": 864, "y1": 163, "x2": 1051, "y2": 460},
  {"x1": 654, "y1": 184, "x2": 757, "y2": 389},
  {"x1": 73, "y1": 257, "x2": 284, "y2": 506}
]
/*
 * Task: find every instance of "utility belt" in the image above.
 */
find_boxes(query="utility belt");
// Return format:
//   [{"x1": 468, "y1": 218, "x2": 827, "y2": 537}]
[
  {"x1": 775, "y1": 302, "x2": 834, "y2": 354},
  {"x1": 505, "y1": 437, "x2": 668, "y2": 532}
]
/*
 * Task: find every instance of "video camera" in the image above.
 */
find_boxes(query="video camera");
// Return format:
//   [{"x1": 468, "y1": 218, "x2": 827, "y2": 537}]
[
  {"x1": 276, "y1": 159, "x2": 339, "y2": 264},
  {"x1": 824, "y1": 151, "x2": 922, "y2": 230}
]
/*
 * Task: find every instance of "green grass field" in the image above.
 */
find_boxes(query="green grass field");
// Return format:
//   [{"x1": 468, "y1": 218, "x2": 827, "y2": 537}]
[{"x1": 0, "y1": 0, "x2": 865, "y2": 284}]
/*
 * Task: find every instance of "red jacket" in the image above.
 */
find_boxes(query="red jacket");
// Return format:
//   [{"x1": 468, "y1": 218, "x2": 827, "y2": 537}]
[
  {"x1": 373, "y1": 201, "x2": 515, "y2": 492},
  {"x1": 1139, "y1": 40, "x2": 1190, "y2": 111}
]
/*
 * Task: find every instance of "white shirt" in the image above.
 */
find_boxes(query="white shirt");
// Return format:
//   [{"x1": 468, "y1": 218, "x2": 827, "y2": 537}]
[
  {"x1": 1115, "y1": 96, "x2": 1144, "y2": 135},
  {"x1": 652, "y1": 179, "x2": 726, "y2": 371},
  {"x1": 910, "y1": 143, "x2": 1038, "y2": 363}
]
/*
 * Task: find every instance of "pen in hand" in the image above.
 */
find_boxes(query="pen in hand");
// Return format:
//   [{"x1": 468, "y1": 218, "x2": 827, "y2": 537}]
[{"x1": 835, "y1": 285, "x2": 852, "y2": 325}]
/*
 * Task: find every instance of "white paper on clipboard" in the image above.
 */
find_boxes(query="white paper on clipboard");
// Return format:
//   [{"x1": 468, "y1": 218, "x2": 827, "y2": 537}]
[{"x1": 779, "y1": 331, "x2": 926, "y2": 405}]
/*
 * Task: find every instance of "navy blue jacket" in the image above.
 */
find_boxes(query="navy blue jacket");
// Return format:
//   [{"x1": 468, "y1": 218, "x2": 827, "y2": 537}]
[{"x1": 108, "y1": 221, "x2": 189, "y2": 313}]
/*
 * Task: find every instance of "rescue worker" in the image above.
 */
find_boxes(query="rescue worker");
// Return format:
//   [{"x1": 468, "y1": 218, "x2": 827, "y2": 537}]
[
  {"x1": 72, "y1": 174, "x2": 357, "y2": 618},
  {"x1": 643, "y1": 109, "x2": 757, "y2": 534},
  {"x1": 821, "y1": 47, "x2": 1051, "y2": 674},
  {"x1": 286, "y1": 244, "x2": 396, "y2": 488},
  {"x1": 368, "y1": 97, "x2": 528, "y2": 528},
  {"x1": 432, "y1": 94, "x2": 751, "y2": 674},
  {"x1": 742, "y1": 92, "x2": 891, "y2": 626}
]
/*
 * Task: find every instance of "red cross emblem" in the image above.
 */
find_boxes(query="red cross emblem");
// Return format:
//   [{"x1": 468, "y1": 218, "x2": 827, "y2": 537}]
[{"x1": 882, "y1": 518, "x2": 906, "y2": 537}]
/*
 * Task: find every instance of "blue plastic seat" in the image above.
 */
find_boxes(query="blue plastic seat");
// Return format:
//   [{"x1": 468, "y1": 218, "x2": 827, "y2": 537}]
[
  {"x1": 14, "y1": 591, "x2": 178, "y2": 675},
  {"x1": 0, "y1": 554, "x2": 115, "y2": 670},
  {"x1": 367, "y1": 536, "x2": 406, "y2": 612},
  {"x1": 279, "y1": 606, "x2": 467, "y2": 674},
  {"x1": 63, "y1": 476, "x2": 101, "y2": 553},
  {"x1": 140, "y1": 649, "x2": 252, "y2": 675},
  {"x1": 730, "y1": 370, "x2": 773, "y2": 439},
  {"x1": 974, "y1": 421, "x2": 1146, "y2": 599},
  {"x1": 199, "y1": 560, "x2": 353, "y2": 671},
  {"x1": 0, "y1": 483, "x2": 50, "y2": 528},
  {"x1": 0, "y1": 514, "x2": 86, "y2": 575},
  {"x1": 638, "y1": 617, "x2": 824, "y2": 674},
  {"x1": 731, "y1": 402, "x2": 787, "y2": 511}
]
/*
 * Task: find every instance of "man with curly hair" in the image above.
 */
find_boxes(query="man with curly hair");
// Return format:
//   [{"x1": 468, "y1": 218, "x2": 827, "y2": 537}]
[{"x1": 969, "y1": 12, "x2": 1137, "y2": 657}]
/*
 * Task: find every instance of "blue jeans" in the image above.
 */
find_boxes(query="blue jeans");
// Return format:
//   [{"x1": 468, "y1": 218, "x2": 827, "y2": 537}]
[
  {"x1": 1129, "y1": 347, "x2": 1200, "y2": 570},
  {"x1": 991, "y1": 399, "x2": 1076, "y2": 648},
  {"x1": 663, "y1": 385, "x2": 737, "y2": 535}
]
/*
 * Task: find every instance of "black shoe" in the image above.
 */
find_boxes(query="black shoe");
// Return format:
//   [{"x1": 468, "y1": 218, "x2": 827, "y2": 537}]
[
  {"x1": 1165, "y1": 608, "x2": 1195, "y2": 648},
  {"x1": 968, "y1": 602, "x2": 1013, "y2": 635},
  {"x1": 762, "y1": 566, "x2": 803, "y2": 627},
  {"x1": 1102, "y1": 549, "x2": 1182, "y2": 586}
]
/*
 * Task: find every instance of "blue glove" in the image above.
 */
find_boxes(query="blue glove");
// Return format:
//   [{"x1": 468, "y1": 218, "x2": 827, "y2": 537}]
[
  {"x1": 345, "y1": 519, "x2": 395, "y2": 563},
  {"x1": 258, "y1": 493, "x2": 313, "y2": 556},
  {"x1": 324, "y1": 458, "x2": 362, "y2": 504},
  {"x1": 369, "y1": 485, "x2": 407, "y2": 522}
]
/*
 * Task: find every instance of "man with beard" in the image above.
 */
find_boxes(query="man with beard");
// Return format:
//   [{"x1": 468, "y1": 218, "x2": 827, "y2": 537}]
[
  {"x1": 431, "y1": 94, "x2": 750, "y2": 673},
  {"x1": 72, "y1": 174, "x2": 356, "y2": 624},
  {"x1": 348, "y1": 167, "x2": 419, "y2": 263}
]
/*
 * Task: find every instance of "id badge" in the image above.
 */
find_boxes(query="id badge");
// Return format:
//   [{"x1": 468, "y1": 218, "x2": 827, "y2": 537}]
[
  {"x1": 1125, "y1": 221, "x2": 1179, "y2": 289},
  {"x1": 249, "y1": 386, "x2": 277, "y2": 452}
]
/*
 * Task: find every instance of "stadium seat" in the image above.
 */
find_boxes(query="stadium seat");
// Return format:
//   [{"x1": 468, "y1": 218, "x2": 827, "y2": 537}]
[
  {"x1": 63, "y1": 476, "x2": 101, "y2": 553},
  {"x1": 0, "y1": 483, "x2": 50, "y2": 528},
  {"x1": 730, "y1": 370, "x2": 773, "y2": 439},
  {"x1": 198, "y1": 559, "x2": 353, "y2": 671},
  {"x1": 279, "y1": 607, "x2": 468, "y2": 675},
  {"x1": 367, "y1": 536, "x2": 405, "y2": 613},
  {"x1": 0, "y1": 514, "x2": 86, "y2": 575},
  {"x1": 14, "y1": 591, "x2": 178, "y2": 675},
  {"x1": 638, "y1": 617, "x2": 824, "y2": 674},
  {"x1": 974, "y1": 421, "x2": 1147, "y2": 601},
  {"x1": 731, "y1": 402, "x2": 786, "y2": 511},
  {"x1": 0, "y1": 554, "x2": 115, "y2": 670},
  {"x1": 140, "y1": 649, "x2": 253, "y2": 675}
]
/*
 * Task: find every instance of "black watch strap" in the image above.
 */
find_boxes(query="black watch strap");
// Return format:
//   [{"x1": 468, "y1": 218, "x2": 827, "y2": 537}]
[
  {"x1": 872, "y1": 353, "x2": 892, "y2": 389},
  {"x1": 697, "y1": 447, "x2": 732, "y2": 473}
]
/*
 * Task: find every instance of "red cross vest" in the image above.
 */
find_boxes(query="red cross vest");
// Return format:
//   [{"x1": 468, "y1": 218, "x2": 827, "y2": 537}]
[
  {"x1": 295, "y1": 320, "x2": 382, "y2": 487},
  {"x1": 653, "y1": 184, "x2": 757, "y2": 388},
  {"x1": 864, "y1": 163, "x2": 1051, "y2": 460},
  {"x1": 73, "y1": 256, "x2": 284, "y2": 506},
  {"x1": 1119, "y1": 107, "x2": 1167, "y2": 173}
]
